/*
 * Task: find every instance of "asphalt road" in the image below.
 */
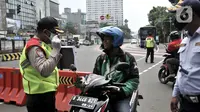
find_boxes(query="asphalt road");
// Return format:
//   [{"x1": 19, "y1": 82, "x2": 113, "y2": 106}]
[{"x1": 0, "y1": 43, "x2": 173, "y2": 112}]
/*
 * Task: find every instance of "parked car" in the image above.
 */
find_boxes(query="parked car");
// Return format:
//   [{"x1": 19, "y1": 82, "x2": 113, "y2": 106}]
[
  {"x1": 83, "y1": 40, "x2": 91, "y2": 46},
  {"x1": 131, "y1": 39, "x2": 137, "y2": 44},
  {"x1": 61, "y1": 39, "x2": 68, "y2": 46}
]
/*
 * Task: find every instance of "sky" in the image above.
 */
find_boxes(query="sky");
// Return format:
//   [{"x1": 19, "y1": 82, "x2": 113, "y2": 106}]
[{"x1": 58, "y1": 0, "x2": 172, "y2": 32}]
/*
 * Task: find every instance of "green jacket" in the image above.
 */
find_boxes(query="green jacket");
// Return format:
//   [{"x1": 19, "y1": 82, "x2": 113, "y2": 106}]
[{"x1": 93, "y1": 48, "x2": 139, "y2": 98}]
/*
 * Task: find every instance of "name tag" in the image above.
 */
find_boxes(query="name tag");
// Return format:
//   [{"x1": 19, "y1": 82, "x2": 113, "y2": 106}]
[{"x1": 195, "y1": 42, "x2": 200, "y2": 46}]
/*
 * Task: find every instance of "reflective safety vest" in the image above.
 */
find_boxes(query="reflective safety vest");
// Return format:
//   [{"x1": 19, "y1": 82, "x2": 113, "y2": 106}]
[
  {"x1": 19, "y1": 38, "x2": 59, "y2": 94},
  {"x1": 146, "y1": 36, "x2": 154, "y2": 48}
]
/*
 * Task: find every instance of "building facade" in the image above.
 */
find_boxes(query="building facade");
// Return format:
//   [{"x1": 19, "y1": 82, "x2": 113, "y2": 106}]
[
  {"x1": 61, "y1": 8, "x2": 86, "y2": 34},
  {"x1": 63, "y1": 8, "x2": 86, "y2": 25},
  {"x1": 36, "y1": 0, "x2": 50, "y2": 23},
  {"x1": 5, "y1": 0, "x2": 37, "y2": 30},
  {"x1": 0, "y1": 0, "x2": 7, "y2": 31},
  {"x1": 86, "y1": 0, "x2": 123, "y2": 26},
  {"x1": 50, "y1": 0, "x2": 59, "y2": 18}
]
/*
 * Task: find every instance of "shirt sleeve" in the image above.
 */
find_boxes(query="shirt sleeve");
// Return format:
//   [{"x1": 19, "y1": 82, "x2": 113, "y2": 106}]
[
  {"x1": 172, "y1": 69, "x2": 181, "y2": 97},
  {"x1": 27, "y1": 46, "x2": 62, "y2": 77}
]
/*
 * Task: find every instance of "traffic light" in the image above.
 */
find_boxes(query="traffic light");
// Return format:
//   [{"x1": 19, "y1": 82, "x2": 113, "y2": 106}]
[{"x1": 17, "y1": 5, "x2": 21, "y2": 14}]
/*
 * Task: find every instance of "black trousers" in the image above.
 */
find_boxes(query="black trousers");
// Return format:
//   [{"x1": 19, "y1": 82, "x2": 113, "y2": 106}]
[
  {"x1": 26, "y1": 91, "x2": 56, "y2": 112},
  {"x1": 145, "y1": 47, "x2": 154, "y2": 63},
  {"x1": 179, "y1": 95, "x2": 200, "y2": 112},
  {"x1": 166, "y1": 58, "x2": 179, "y2": 74}
]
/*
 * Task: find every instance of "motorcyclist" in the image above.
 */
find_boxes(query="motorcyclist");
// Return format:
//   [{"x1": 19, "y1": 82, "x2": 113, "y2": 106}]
[
  {"x1": 166, "y1": 31, "x2": 182, "y2": 78},
  {"x1": 93, "y1": 26, "x2": 139, "y2": 112}
]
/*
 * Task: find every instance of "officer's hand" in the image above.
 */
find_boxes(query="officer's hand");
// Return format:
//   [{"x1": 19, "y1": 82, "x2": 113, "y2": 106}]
[
  {"x1": 51, "y1": 35, "x2": 61, "y2": 51},
  {"x1": 170, "y1": 97, "x2": 179, "y2": 112}
]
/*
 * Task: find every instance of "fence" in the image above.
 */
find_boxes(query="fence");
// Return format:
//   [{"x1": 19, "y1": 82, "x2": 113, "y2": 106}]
[{"x1": 0, "y1": 39, "x2": 26, "y2": 54}]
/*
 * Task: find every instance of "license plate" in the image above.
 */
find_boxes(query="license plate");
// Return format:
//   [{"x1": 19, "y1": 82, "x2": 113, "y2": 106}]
[{"x1": 69, "y1": 95, "x2": 98, "y2": 110}]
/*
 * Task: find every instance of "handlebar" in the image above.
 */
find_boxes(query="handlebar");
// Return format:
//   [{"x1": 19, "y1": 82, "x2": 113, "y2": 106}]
[
  {"x1": 97, "y1": 83, "x2": 126, "y2": 91},
  {"x1": 112, "y1": 82, "x2": 126, "y2": 87},
  {"x1": 103, "y1": 86, "x2": 120, "y2": 92}
]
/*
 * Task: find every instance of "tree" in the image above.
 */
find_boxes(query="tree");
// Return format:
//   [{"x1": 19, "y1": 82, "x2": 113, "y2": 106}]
[
  {"x1": 118, "y1": 25, "x2": 131, "y2": 39},
  {"x1": 147, "y1": 6, "x2": 176, "y2": 43},
  {"x1": 64, "y1": 22, "x2": 77, "y2": 34},
  {"x1": 99, "y1": 22, "x2": 111, "y2": 28}
]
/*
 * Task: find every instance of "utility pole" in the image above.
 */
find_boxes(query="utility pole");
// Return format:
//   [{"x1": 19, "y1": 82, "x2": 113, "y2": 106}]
[{"x1": 169, "y1": 17, "x2": 172, "y2": 33}]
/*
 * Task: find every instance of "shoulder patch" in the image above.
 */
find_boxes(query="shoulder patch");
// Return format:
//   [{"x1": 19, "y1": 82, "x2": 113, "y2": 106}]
[{"x1": 35, "y1": 48, "x2": 45, "y2": 58}]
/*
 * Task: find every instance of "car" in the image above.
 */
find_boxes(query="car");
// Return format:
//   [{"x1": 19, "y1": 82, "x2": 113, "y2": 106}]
[
  {"x1": 79, "y1": 39, "x2": 84, "y2": 45},
  {"x1": 83, "y1": 40, "x2": 91, "y2": 46},
  {"x1": 61, "y1": 39, "x2": 68, "y2": 46},
  {"x1": 131, "y1": 39, "x2": 137, "y2": 44}
]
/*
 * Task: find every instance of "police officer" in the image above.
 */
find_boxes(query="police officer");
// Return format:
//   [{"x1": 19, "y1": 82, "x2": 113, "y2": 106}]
[
  {"x1": 168, "y1": 0, "x2": 200, "y2": 112},
  {"x1": 19, "y1": 17, "x2": 64, "y2": 112},
  {"x1": 145, "y1": 31, "x2": 157, "y2": 63}
]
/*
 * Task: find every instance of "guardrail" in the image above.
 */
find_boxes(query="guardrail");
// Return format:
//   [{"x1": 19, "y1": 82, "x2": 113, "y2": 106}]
[{"x1": 0, "y1": 39, "x2": 26, "y2": 54}]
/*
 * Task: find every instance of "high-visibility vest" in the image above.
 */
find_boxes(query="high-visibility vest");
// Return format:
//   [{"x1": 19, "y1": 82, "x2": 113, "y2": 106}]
[
  {"x1": 146, "y1": 36, "x2": 154, "y2": 48},
  {"x1": 19, "y1": 38, "x2": 59, "y2": 94}
]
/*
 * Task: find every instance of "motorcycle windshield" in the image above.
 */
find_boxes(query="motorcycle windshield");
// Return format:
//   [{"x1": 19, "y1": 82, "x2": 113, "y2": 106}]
[{"x1": 83, "y1": 74, "x2": 110, "y2": 92}]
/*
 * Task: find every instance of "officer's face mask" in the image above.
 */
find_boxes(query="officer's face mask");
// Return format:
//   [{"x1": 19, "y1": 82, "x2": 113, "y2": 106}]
[
  {"x1": 43, "y1": 30, "x2": 56, "y2": 41},
  {"x1": 49, "y1": 32, "x2": 56, "y2": 41}
]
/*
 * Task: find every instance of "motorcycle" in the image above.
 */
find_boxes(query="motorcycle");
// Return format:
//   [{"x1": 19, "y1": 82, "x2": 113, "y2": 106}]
[
  {"x1": 158, "y1": 46, "x2": 179, "y2": 86},
  {"x1": 69, "y1": 63, "x2": 143, "y2": 112}
]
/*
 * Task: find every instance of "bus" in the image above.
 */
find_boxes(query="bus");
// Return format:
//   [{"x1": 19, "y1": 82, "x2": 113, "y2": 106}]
[{"x1": 138, "y1": 26, "x2": 157, "y2": 48}]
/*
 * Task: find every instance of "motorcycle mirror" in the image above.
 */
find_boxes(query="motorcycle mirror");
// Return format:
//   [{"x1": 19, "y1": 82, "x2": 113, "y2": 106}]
[
  {"x1": 69, "y1": 64, "x2": 77, "y2": 71},
  {"x1": 115, "y1": 62, "x2": 130, "y2": 71}
]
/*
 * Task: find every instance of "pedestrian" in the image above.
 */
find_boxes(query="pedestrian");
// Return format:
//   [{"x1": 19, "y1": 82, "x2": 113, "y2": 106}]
[
  {"x1": 19, "y1": 17, "x2": 64, "y2": 112},
  {"x1": 94, "y1": 26, "x2": 139, "y2": 112},
  {"x1": 168, "y1": 0, "x2": 200, "y2": 112},
  {"x1": 145, "y1": 31, "x2": 158, "y2": 63}
]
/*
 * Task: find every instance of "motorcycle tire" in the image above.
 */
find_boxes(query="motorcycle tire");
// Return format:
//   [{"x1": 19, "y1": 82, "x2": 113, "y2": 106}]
[{"x1": 158, "y1": 67, "x2": 169, "y2": 84}]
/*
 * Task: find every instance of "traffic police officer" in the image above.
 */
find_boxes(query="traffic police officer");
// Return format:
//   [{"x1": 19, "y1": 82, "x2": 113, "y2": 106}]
[
  {"x1": 168, "y1": 0, "x2": 200, "y2": 112},
  {"x1": 145, "y1": 32, "x2": 157, "y2": 63},
  {"x1": 19, "y1": 17, "x2": 64, "y2": 112}
]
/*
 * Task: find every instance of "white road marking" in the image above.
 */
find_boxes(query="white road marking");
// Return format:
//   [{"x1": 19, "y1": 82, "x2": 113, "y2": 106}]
[
  {"x1": 136, "y1": 57, "x2": 145, "y2": 62},
  {"x1": 139, "y1": 59, "x2": 164, "y2": 75},
  {"x1": 131, "y1": 53, "x2": 163, "y2": 58}
]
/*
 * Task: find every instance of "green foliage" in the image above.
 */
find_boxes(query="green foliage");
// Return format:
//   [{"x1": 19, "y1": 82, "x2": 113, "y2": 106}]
[
  {"x1": 118, "y1": 25, "x2": 131, "y2": 39},
  {"x1": 147, "y1": 6, "x2": 176, "y2": 43},
  {"x1": 64, "y1": 22, "x2": 77, "y2": 34}
]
